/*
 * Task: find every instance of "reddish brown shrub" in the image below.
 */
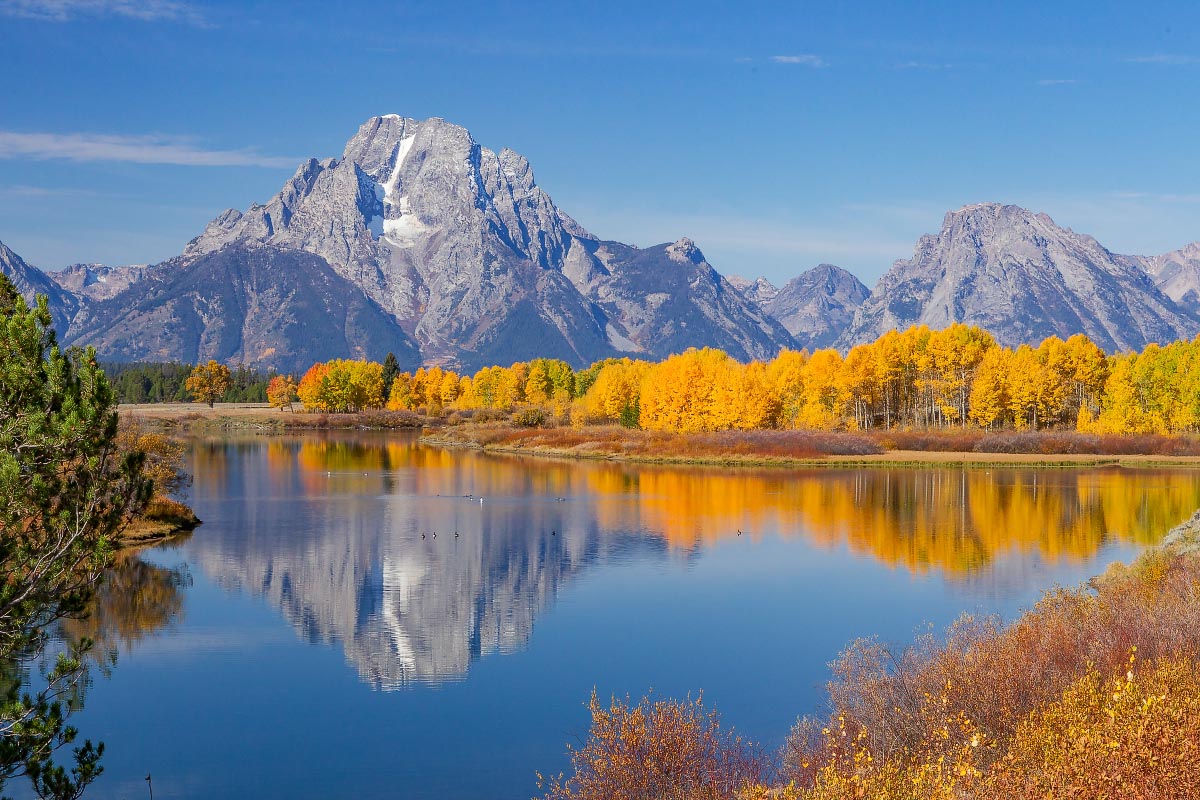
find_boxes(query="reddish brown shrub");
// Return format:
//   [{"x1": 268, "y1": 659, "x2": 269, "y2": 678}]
[
  {"x1": 868, "y1": 429, "x2": 984, "y2": 452},
  {"x1": 784, "y1": 549, "x2": 1200, "y2": 785},
  {"x1": 539, "y1": 692, "x2": 767, "y2": 800}
]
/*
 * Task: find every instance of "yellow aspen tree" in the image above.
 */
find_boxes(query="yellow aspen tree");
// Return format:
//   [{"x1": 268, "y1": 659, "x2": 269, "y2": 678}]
[
  {"x1": 735, "y1": 361, "x2": 781, "y2": 429},
  {"x1": 1006, "y1": 345, "x2": 1041, "y2": 429},
  {"x1": 386, "y1": 372, "x2": 415, "y2": 410},
  {"x1": 1065, "y1": 334, "x2": 1108, "y2": 416},
  {"x1": 525, "y1": 360, "x2": 552, "y2": 404},
  {"x1": 841, "y1": 343, "x2": 881, "y2": 430},
  {"x1": 266, "y1": 374, "x2": 298, "y2": 411},
  {"x1": 797, "y1": 348, "x2": 845, "y2": 429},
  {"x1": 766, "y1": 349, "x2": 808, "y2": 429},
  {"x1": 968, "y1": 346, "x2": 1011, "y2": 429}
]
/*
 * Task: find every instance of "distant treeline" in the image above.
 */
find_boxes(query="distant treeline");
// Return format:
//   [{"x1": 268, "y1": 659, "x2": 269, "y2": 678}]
[
  {"x1": 294, "y1": 324, "x2": 1200, "y2": 435},
  {"x1": 103, "y1": 361, "x2": 275, "y2": 404}
]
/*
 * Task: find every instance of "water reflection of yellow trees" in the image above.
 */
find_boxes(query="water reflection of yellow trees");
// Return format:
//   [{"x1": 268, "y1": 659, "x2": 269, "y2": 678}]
[
  {"x1": 598, "y1": 467, "x2": 1200, "y2": 574},
  {"x1": 61, "y1": 549, "x2": 190, "y2": 656},
  {"x1": 265, "y1": 436, "x2": 1200, "y2": 576}
]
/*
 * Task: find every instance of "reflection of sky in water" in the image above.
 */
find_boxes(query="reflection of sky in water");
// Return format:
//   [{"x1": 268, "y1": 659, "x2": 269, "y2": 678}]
[{"x1": 56, "y1": 432, "x2": 1200, "y2": 800}]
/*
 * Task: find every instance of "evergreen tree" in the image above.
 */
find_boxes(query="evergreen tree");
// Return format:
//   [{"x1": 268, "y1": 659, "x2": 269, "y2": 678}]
[
  {"x1": 0, "y1": 274, "x2": 150, "y2": 798},
  {"x1": 381, "y1": 352, "x2": 400, "y2": 400}
]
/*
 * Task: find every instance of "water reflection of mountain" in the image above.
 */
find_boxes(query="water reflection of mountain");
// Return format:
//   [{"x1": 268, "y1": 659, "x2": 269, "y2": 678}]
[
  {"x1": 184, "y1": 434, "x2": 1200, "y2": 688},
  {"x1": 185, "y1": 437, "x2": 666, "y2": 688}
]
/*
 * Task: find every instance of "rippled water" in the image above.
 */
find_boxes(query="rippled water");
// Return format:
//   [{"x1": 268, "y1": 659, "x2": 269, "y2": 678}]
[{"x1": 55, "y1": 432, "x2": 1200, "y2": 799}]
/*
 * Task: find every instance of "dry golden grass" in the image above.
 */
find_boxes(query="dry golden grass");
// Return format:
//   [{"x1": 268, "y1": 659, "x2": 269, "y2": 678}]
[
  {"x1": 119, "y1": 402, "x2": 423, "y2": 430},
  {"x1": 427, "y1": 423, "x2": 1200, "y2": 467},
  {"x1": 427, "y1": 423, "x2": 884, "y2": 463}
]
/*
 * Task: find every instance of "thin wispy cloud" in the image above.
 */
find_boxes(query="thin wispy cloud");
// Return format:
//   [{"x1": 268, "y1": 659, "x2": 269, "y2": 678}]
[
  {"x1": 771, "y1": 54, "x2": 827, "y2": 67},
  {"x1": 1037, "y1": 78, "x2": 1079, "y2": 86},
  {"x1": 0, "y1": 184, "x2": 100, "y2": 197},
  {"x1": 1107, "y1": 191, "x2": 1200, "y2": 204},
  {"x1": 1124, "y1": 54, "x2": 1200, "y2": 65},
  {"x1": 0, "y1": 131, "x2": 295, "y2": 167},
  {"x1": 892, "y1": 61, "x2": 953, "y2": 70},
  {"x1": 0, "y1": 0, "x2": 203, "y2": 23}
]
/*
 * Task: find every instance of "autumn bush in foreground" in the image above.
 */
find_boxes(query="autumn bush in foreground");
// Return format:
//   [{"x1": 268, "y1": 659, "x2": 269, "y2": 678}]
[
  {"x1": 986, "y1": 657, "x2": 1200, "y2": 799},
  {"x1": 786, "y1": 547, "x2": 1200, "y2": 798},
  {"x1": 538, "y1": 693, "x2": 767, "y2": 800},
  {"x1": 540, "y1": 546, "x2": 1200, "y2": 800}
]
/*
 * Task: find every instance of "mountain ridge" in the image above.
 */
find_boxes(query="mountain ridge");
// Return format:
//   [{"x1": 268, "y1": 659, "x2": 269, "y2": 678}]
[
  {"x1": 172, "y1": 114, "x2": 795, "y2": 369},
  {"x1": 3, "y1": 120, "x2": 1199, "y2": 367},
  {"x1": 838, "y1": 203, "x2": 1198, "y2": 352}
]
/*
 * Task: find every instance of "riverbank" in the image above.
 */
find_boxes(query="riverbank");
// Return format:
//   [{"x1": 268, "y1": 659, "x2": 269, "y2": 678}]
[
  {"x1": 423, "y1": 423, "x2": 1200, "y2": 468},
  {"x1": 119, "y1": 402, "x2": 423, "y2": 432},
  {"x1": 118, "y1": 496, "x2": 200, "y2": 546},
  {"x1": 116, "y1": 404, "x2": 1200, "y2": 467}
]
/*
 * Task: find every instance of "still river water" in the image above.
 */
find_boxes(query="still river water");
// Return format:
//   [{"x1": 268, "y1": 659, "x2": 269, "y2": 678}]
[{"x1": 59, "y1": 432, "x2": 1200, "y2": 799}]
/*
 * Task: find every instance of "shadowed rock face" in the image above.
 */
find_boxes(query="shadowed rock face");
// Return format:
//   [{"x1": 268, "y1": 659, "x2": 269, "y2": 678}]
[
  {"x1": 840, "y1": 203, "x2": 1199, "y2": 352},
  {"x1": 0, "y1": 239, "x2": 77, "y2": 334},
  {"x1": 65, "y1": 245, "x2": 421, "y2": 374},
  {"x1": 573, "y1": 238, "x2": 797, "y2": 361},
  {"x1": 1144, "y1": 242, "x2": 1200, "y2": 313}
]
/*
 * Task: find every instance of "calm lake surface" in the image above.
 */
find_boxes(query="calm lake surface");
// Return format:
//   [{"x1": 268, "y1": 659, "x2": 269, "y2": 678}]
[{"x1": 61, "y1": 432, "x2": 1200, "y2": 799}]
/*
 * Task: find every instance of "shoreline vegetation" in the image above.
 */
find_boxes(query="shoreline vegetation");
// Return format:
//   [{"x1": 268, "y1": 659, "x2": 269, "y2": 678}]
[
  {"x1": 538, "y1": 511, "x2": 1200, "y2": 800},
  {"x1": 423, "y1": 422, "x2": 1200, "y2": 468},
  {"x1": 117, "y1": 496, "x2": 199, "y2": 546},
  {"x1": 114, "y1": 419, "x2": 202, "y2": 546},
  {"x1": 119, "y1": 402, "x2": 422, "y2": 432},
  {"x1": 117, "y1": 401, "x2": 1200, "y2": 467}
]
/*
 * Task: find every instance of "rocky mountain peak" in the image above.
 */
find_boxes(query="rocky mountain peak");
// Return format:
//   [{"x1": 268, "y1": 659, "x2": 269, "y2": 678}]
[
  {"x1": 1145, "y1": 241, "x2": 1200, "y2": 311},
  {"x1": 0, "y1": 239, "x2": 79, "y2": 333},
  {"x1": 156, "y1": 114, "x2": 796, "y2": 368},
  {"x1": 759, "y1": 264, "x2": 868, "y2": 350},
  {"x1": 727, "y1": 275, "x2": 780, "y2": 305},
  {"x1": 665, "y1": 237, "x2": 704, "y2": 265},
  {"x1": 841, "y1": 202, "x2": 1197, "y2": 352}
]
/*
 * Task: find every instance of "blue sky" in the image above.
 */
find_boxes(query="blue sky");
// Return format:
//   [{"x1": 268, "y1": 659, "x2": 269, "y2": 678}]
[{"x1": 0, "y1": 0, "x2": 1198, "y2": 286}]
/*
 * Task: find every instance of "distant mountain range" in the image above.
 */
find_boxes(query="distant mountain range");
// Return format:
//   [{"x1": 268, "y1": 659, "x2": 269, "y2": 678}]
[
  {"x1": 1, "y1": 116, "x2": 1198, "y2": 369},
  {"x1": 837, "y1": 203, "x2": 1199, "y2": 352}
]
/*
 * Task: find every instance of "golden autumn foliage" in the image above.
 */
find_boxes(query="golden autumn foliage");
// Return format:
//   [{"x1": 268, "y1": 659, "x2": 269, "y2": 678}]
[
  {"x1": 284, "y1": 323, "x2": 1200, "y2": 434},
  {"x1": 386, "y1": 366, "x2": 463, "y2": 412},
  {"x1": 985, "y1": 656, "x2": 1200, "y2": 799},
  {"x1": 581, "y1": 359, "x2": 648, "y2": 426},
  {"x1": 184, "y1": 359, "x2": 232, "y2": 407},
  {"x1": 297, "y1": 359, "x2": 384, "y2": 412},
  {"x1": 116, "y1": 420, "x2": 189, "y2": 498},
  {"x1": 266, "y1": 374, "x2": 298, "y2": 410},
  {"x1": 538, "y1": 692, "x2": 766, "y2": 800}
]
